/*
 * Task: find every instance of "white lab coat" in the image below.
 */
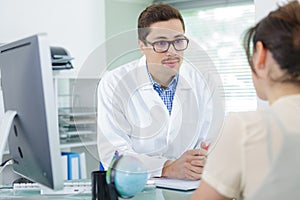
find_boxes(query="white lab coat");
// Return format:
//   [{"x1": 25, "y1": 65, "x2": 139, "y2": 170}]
[{"x1": 97, "y1": 56, "x2": 214, "y2": 176}]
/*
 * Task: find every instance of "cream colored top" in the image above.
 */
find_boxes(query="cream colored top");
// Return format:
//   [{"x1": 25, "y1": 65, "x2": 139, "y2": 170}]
[{"x1": 202, "y1": 94, "x2": 300, "y2": 199}]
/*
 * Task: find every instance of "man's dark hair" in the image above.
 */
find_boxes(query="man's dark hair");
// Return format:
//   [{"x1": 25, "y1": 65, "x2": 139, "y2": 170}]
[{"x1": 138, "y1": 4, "x2": 185, "y2": 43}]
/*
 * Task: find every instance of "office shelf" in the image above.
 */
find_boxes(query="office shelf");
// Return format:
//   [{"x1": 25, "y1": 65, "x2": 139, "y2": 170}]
[
  {"x1": 58, "y1": 107, "x2": 96, "y2": 141},
  {"x1": 53, "y1": 74, "x2": 100, "y2": 176},
  {"x1": 59, "y1": 138, "x2": 97, "y2": 149}
]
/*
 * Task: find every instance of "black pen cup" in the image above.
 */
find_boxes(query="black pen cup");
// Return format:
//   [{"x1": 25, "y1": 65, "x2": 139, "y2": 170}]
[{"x1": 92, "y1": 170, "x2": 109, "y2": 200}]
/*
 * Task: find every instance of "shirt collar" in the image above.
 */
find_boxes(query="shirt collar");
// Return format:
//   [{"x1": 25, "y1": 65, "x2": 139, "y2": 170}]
[{"x1": 146, "y1": 63, "x2": 179, "y2": 90}]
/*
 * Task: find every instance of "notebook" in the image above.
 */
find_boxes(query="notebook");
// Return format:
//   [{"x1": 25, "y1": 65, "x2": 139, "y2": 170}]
[{"x1": 150, "y1": 177, "x2": 201, "y2": 191}]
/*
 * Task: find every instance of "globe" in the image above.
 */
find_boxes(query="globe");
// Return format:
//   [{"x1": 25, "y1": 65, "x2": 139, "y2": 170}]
[{"x1": 113, "y1": 155, "x2": 148, "y2": 198}]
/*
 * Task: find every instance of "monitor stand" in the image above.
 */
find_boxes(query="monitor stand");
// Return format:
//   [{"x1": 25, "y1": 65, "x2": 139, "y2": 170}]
[{"x1": 0, "y1": 111, "x2": 17, "y2": 164}]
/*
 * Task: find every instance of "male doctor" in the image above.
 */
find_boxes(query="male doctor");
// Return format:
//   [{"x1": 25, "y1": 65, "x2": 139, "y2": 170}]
[{"x1": 97, "y1": 4, "x2": 213, "y2": 180}]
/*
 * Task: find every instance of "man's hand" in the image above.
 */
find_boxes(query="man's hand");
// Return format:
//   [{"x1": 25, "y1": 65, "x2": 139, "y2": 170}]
[{"x1": 162, "y1": 148, "x2": 207, "y2": 180}]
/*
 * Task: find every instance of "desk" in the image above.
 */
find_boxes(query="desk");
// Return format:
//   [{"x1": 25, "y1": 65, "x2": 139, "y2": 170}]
[{"x1": 0, "y1": 187, "x2": 192, "y2": 199}]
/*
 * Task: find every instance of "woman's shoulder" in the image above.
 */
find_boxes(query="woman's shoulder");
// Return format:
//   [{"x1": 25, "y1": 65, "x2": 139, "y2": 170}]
[{"x1": 225, "y1": 110, "x2": 267, "y2": 131}]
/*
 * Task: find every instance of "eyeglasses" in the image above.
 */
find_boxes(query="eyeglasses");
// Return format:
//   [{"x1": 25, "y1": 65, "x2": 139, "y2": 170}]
[{"x1": 144, "y1": 37, "x2": 189, "y2": 53}]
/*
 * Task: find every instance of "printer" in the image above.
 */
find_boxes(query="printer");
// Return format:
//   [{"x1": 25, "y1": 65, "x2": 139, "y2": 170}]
[{"x1": 50, "y1": 46, "x2": 74, "y2": 70}]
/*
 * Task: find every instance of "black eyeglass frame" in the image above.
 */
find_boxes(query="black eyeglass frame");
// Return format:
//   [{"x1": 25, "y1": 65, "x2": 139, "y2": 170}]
[{"x1": 144, "y1": 37, "x2": 189, "y2": 53}]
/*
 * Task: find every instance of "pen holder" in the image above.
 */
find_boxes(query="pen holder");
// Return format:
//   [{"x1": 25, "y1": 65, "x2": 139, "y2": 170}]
[
  {"x1": 92, "y1": 170, "x2": 119, "y2": 200},
  {"x1": 91, "y1": 170, "x2": 111, "y2": 200}
]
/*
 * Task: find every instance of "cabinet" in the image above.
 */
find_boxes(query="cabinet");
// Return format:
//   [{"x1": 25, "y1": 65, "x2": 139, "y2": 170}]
[{"x1": 53, "y1": 72, "x2": 100, "y2": 177}]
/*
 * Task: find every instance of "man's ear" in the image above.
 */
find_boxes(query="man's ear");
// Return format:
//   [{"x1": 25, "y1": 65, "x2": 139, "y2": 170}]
[
  {"x1": 138, "y1": 40, "x2": 146, "y2": 55},
  {"x1": 253, "y1": 41, "x2": 267, "y2": 71}
]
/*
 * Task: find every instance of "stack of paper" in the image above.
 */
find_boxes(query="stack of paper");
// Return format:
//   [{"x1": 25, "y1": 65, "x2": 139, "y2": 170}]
[{"x1": 150, "y1": 177, "x2": 201, "y2": 191}]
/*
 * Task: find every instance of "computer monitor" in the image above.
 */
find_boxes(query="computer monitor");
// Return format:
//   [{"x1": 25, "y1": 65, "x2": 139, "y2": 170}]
[{"x1": 0, "y1": 33, "x2": 64, "y2": 190}]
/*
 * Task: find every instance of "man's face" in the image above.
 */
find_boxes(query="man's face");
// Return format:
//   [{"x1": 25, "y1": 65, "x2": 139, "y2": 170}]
[{"x1": 139, "y1": 19, "x2": 186, "y2": 77}]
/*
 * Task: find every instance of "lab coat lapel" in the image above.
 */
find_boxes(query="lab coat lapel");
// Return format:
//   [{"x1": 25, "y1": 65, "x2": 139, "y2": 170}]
[
  {"x1": 132, "y1": 63, "x2": 169, "y2": 153},
  {"x1": 166, "y1": 74, "x2": 200, "y2": 158}
]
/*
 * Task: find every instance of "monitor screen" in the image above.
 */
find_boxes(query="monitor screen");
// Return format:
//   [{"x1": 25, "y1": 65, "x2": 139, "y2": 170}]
[{"x1": 0, "y1": 33, "x2": 64, "y2": 190}]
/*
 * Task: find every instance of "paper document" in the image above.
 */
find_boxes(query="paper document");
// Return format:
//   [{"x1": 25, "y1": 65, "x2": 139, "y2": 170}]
[{"x1": 150, "y1": 177, "x2": 201, "y2": 191}]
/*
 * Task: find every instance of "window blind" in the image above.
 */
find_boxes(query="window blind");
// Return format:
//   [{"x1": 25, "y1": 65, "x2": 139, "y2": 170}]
[
  {"x1": 165, "y1": 1, "x2": 256, "y2": 113},
  {"x1": 180, "y1": 3, "x2": 256, "y2": 113},
  {"x1": 153, "y1": 0, "x2": 253, "y2": 10}
]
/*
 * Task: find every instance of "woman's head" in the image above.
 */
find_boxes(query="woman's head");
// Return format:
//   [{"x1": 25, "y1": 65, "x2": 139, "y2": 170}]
[{"x1": 244, "y1": 1, "x2": 300, "y2": 86}]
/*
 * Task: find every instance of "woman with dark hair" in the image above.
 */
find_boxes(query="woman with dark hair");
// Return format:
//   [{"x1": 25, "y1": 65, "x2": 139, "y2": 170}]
[{"x1": 191, "y1": 1, "x2": 300, "y2": 199}]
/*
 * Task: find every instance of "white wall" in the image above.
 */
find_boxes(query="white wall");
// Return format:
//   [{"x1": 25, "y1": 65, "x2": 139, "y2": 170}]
[
  {"x1": 104, "y1": 0, "x2": 150, "y2": 69},
  {"x1": 0, "y1": 0, "x2": 105, "y2": 69},
  {"x1": 105, "y1": 0, "x2": 150, "y2": 38},
  {"x1": 254, "y1": 0, "x2": 277, "y2": 21},
  {"x1": 254, "y1": 0, "x2": 289, "y2": 21}
]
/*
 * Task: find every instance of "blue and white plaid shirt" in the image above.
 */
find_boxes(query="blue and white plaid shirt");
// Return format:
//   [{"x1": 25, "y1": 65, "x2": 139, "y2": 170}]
[{"x1": 146, "y1": 65, "x2": 179, "y2": 115}]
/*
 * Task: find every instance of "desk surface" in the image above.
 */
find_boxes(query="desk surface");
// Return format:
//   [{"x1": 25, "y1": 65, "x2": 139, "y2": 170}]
[{"x1": 0, "y1": 187, "x2": 192, "y2": 199}]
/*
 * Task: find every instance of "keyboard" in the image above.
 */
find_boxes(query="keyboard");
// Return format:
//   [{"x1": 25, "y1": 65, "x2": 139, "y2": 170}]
[
  {"x1": 13, "y1": 180, "x2": 92, "y2": 195},
  {"x1": 13, "y1": 182, "x2": 40, "y2": 191},
  {"x1": 13, "y1": 179, "x2": 156, "y2": 195}
]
